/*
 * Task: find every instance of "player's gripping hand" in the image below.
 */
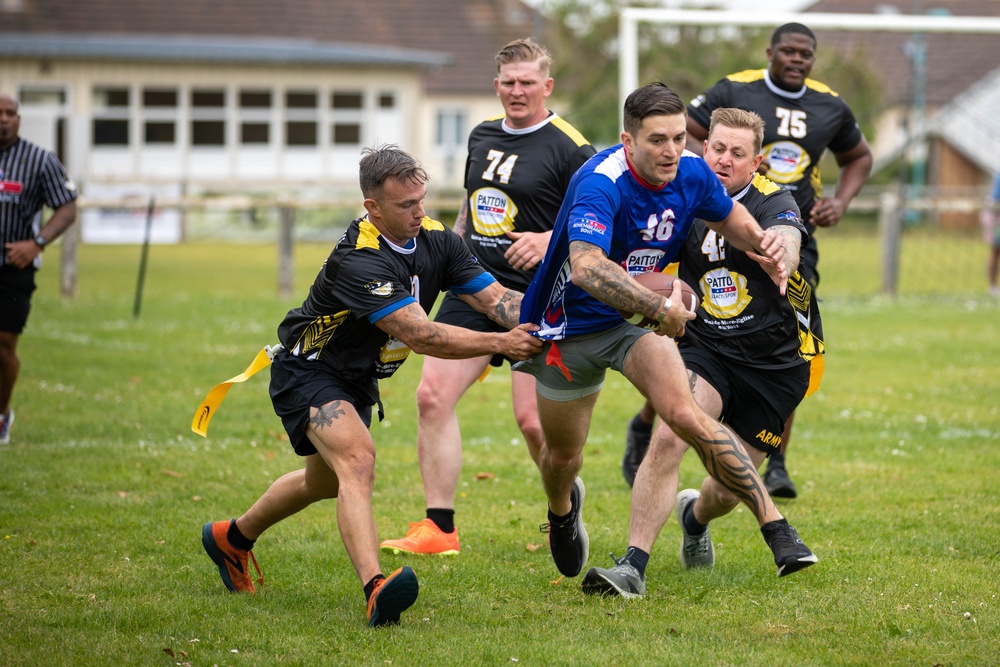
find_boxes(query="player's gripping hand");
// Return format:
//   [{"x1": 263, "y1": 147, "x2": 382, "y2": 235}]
[
  {"x1": 655, "y1": 282, "x2": 696, "y2": 339},
  {"x1": 498, "y1": 323, "x2": 544, "y2": 360},
  {"x1": 504, "y1": 230, "x2": 552, "y2": 271}
]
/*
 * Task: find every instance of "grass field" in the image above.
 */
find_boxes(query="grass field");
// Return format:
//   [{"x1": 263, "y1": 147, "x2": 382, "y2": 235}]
[{"x1": 1, "y1": 241, "x2": 997, "y2": 666}]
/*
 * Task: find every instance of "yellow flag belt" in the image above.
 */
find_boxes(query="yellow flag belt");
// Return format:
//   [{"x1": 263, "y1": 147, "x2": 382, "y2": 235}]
[{"x1": 191, "y1": 344, "x2": 283, "y2": 437}]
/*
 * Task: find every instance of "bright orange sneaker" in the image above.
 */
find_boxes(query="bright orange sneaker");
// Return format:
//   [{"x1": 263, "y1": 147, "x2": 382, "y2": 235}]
[
  {"x1": 367, "y1": 566, "x2": 419, "y2": 627},
  {"x1": 201, "y1": 520, "x2": 263, "y2": 593},
  {"x1": 379, "y1": 518, "x2": 460, "y2": 556}
]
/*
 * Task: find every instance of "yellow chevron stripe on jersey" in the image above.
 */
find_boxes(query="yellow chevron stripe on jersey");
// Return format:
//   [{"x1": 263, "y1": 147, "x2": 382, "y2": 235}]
[
  {"x1": 294, "y1": 310, "x2": 350, "y2": 358},
  {"x1": 750, "y1": 172, "x2": 782, "y2": 196},
  {"x1": 421, "y1": 217, "x2": 445, "y2": 232},
  {"x1": 357, "y1": 219, "x2": 381, "y2": 250},
  {"x1": 804, "y1": 78, "x2": 839, "y2": 96},
  {"x1": 550, "y1": 116, "x2": 591, "y2": 148},
  {"x1": 809, "y1": 166, "x2": 823, "y2": 201},
  {"x1": 724, "y1": 68, "x2": 840, "y2": 97},
  {"x1": 726, "y1": 69, "x2": 766, "y2": 83},
  {"x1": 191, "y1": 345, "x2": 279, "y2": 437}
]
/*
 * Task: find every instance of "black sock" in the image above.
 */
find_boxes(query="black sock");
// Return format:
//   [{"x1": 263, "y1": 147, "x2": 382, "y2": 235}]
[
  {"x1": 631, "y1": 413, "x2": 654, "y2": 431},
  {"x1": 364, "y1": 574, "x2": 385, "y2": 602},
  {"x1": 548, "y1": 507, "x2": 573, "y2": 526},
  {"x1": 683, "y1": 502, "x2": 708, "y2": 537},
  {"x1": 769, "y1": 452, "x2": 786, "y2": 467},
  {"x1": 227, "y1": 519, "x2": 255, "y2": 551},
  {"x1": 426, "y1": 508, "x2": 456, "y2": 534},
  {"x1": 626, "y1": 546, "x2": 650, "y2": 578}
]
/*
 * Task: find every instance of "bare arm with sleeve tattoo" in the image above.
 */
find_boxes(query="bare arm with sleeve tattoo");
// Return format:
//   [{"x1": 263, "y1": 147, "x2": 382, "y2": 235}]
[
  {"x1": 568, "y1": 240, "x2": 695, "y2": 338},
  {"x1": 375, "y1": 289, "x2": 540, "y2": 361}
]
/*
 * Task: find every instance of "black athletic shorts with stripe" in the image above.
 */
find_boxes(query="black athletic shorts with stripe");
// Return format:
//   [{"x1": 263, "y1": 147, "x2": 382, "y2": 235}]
[{"x1": 679, "y1": 344, "x2": 810, "y2": 455}]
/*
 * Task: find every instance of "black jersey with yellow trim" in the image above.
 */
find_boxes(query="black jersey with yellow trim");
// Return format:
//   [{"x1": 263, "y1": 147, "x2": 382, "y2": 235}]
[
  {"x1": 463, "y1": 112, "x2": 594, "y2": 292},
  {"x1": 688, "y1": 69, "x2": 863, "y2": 230},
  {"x1": 276, "y1": 216, "x2": 493, "y2": 396},
  {"x1": 679, "y1": 173, "x2": 824, "y2": 369}
]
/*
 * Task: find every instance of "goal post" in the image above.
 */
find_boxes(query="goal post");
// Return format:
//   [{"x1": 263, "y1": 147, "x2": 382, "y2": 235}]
[{"x1": 618, "y1": 8, "x2": 1000, "y2": 118}]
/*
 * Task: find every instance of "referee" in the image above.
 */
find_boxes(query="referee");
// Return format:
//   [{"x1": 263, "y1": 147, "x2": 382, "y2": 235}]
[{"x1": 0, "y1": 92, "x2": 78, "y2": 444}]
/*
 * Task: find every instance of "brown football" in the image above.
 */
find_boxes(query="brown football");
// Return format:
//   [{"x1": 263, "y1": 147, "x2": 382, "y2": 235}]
[{"x1": 617, "y1": 272, "x2": 700, "y2": 327}]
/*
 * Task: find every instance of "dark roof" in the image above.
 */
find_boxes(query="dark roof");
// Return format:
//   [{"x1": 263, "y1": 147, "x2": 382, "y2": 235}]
[
  {"x1": 806, "y1": 0, "x2": 1000, "y2": 106},
  {"x1": 0, "y1": 0, "x2": 541, "y2": 94},
  {"x1": 0, "y1": 34, "x2": 450, "y2": 67}
]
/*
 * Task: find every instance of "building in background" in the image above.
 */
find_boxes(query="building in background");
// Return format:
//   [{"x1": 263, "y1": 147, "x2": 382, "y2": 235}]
[
  {"x1": 0, "y1": 0, "x2": 542, "y2": 211},
  {"x1": 807, "y1": 0, "x2": 1000, "y2": 227}
]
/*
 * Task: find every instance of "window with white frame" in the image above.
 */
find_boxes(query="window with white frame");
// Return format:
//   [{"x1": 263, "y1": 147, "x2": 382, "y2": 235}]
[
  {"x1": 331, "y1": 90, "x2": 363, "y2": 146},
  {"x1": 285, "y1": 90, "x2": 318, "y2": 147},
  {"x1": 239, "y1": 89, "x2": 272, "y2": 145},
  {"x1": 92, "y1": 86, "x2": 130, "y2": 146},
  {"x1": 142, "y1": 88, "x2": 178, "y2": 145},
  {"x1": 190, "y1": 88, "x2": 226, "y2": 146}
]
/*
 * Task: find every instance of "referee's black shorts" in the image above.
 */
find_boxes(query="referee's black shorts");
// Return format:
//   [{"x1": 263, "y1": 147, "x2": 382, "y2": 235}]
[
  {"x1": 679, "y1": 344, "x2": 809, "y2": 455},
  {"x1": 0, "y1": 266, "x2": 37, "y2": 334}
]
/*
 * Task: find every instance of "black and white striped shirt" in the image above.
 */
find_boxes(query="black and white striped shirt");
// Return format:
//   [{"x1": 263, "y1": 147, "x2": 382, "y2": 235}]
[{"x1": 0, "y1": 137, "x2": 77, "y2": 268}]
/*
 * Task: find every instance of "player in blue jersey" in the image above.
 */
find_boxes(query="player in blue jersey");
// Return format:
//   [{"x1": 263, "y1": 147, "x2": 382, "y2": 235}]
[
  {"x1": 583, "y1": 108, "x2": 823, "y2": 598},
  {"x1": 515, "y1": 83, "x2": 816, "y2": 581}
]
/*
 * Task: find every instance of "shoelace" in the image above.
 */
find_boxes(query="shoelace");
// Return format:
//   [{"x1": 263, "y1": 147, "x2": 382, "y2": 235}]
[
  {"x1": 246, "y1": 550, "x2": 264, "y2": 588},
  {"x1": 764, "y1": 524, "x2": 803, "y2": 551},
  {"x1": 683, "y1": 531, "x2": 712, "y2": 559}
]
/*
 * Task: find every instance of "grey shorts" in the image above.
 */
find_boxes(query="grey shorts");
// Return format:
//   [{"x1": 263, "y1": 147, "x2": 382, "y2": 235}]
[{"x1": 513, "y1": 323, "x2": 648, "y2": 401}]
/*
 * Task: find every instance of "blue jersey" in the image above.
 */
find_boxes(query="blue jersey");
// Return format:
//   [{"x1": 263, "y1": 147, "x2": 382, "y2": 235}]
[{"x1": 520, "y1": 144, "x2": 733, "y2": 339}]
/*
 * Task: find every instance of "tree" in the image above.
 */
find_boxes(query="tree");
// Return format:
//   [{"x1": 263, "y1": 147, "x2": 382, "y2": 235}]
[{"x1": 540, "y1": 1, "x2": 881, "y2": 148}]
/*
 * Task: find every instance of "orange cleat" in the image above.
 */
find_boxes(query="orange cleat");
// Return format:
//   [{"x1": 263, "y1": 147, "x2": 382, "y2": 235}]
[
  {"x1": 201, "y1": 520, "x2": 263, "y2": 593},
  {"x1": 379, "y1": 518, "x2": 460, "y2": 556},
  {"x1": 367, "y1": 566, "x2": 419, "y2": 627}
]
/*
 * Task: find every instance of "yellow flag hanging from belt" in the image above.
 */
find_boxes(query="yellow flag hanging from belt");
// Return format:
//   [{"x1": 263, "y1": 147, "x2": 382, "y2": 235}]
[{"x1": 191, "y1": 345, "x2": 281, "y2": 437}]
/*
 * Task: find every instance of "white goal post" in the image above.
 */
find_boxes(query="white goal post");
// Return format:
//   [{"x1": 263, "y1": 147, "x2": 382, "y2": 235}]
[{"x1": 618, "y1": 8, "x2": 1000, "y2": 115}]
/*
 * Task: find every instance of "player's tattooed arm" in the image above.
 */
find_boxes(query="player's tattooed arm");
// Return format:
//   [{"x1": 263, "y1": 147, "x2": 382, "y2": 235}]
[
  {"x1": 376, "y1": 300, "x2": 539, "y2": 360},
  {"x1": 768, "y1": 224, "x2": 802, "y2": 277},
  {"x1": 459, "y1": 283, "x2": 522, "y2": 329},
  {"x1": 568, "y1": 240, "x2": 661, "y2": 319},
  {"x1": 452, "y1": 199, "x2": 470, "y2": 238}
]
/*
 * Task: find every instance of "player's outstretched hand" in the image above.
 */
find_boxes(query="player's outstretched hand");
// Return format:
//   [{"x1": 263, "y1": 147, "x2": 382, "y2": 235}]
[
  {"x1": 746, "y1": 224, "x2": 789, "y2": 295},
  {"x1": 500, "y1": 323, "x2": 544, "y2": 360},
  {"x1": 504, "y1": 230, "x2": 552, "y2": 271}
]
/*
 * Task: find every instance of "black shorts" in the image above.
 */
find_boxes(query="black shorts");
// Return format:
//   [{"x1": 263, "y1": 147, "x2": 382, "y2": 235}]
[
  {"x1": 434, "y1": 291, "x2": 509, "y2": 367},
  {"x1": 0, "y1": 266, "x2": 37, "y2": 334},
  {"x1": 268, "y1": 350, "x2": 376, "y2": 456},
  {"x1": 679, "y1": 344, "x2": 810, "y2": 455}
]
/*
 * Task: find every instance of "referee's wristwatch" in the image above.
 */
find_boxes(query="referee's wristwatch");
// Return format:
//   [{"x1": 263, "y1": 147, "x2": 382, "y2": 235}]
[{"x1": 34, "y1": 234, "x2": 47, "y2": 250}]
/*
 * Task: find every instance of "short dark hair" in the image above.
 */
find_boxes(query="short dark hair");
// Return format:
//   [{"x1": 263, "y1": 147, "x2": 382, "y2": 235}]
[
  {"x1": 358, "y1": 145, "x2": 428, "y2": 200},
  {"x1": 771, "y1": 22, "x2": 816, "y2": 48},
  {"x1": 496, "y1": 38, "x2": 552, "y2": 76},
  {"x1": 622, "y1": 83, "x2": 686, "y2": 137}
]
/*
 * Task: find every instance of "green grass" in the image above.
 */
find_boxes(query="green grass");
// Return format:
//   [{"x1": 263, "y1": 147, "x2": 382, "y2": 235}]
[{"x1": 0, "y1": 242, "x2": 997, "y2": 666}]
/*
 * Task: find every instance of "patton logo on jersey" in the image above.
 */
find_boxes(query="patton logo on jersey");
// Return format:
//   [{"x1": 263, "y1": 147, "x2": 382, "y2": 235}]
[
  {"x1": 699, "y1": 268, "x2": 753, "y2": 319},
  {"x1": 364, "y1": 280, "x2": 394, "y2": 297},
  {"x1": 623, "y1": 248, "x2": 665, "y2": 275},
  {"x1": 471, "y1": 187, "x2": 518, "y2": 237},
  {"x1": 763, "y1": 141, "x2": 810, "y2": 185}
]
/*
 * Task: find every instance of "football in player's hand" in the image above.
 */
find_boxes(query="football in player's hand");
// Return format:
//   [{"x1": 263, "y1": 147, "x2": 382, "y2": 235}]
[{"x1": 617, "y1": 272, "x2": 700, "y2": 327}]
